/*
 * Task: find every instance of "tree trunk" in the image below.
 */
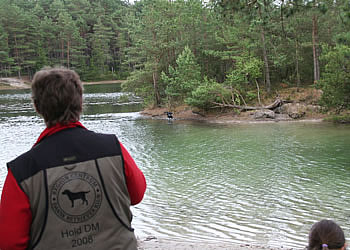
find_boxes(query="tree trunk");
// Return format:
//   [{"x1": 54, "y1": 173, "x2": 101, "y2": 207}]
[
  {"x1": 312, "y1": 13, "x2": 320, "y2": 83},
  {"x1": 280, "y1": 0, "x2": 286, "y2": 37},
  {"x1": 61, "y1": 39, "x2": 65, "y2": 65},
  {"x1": 213, "y1": 98, "x2": 284, "y2": 111},
  {"x1": 259, "y1": 5, "x2": 271, "y2": 93},
  {"x1": 152, "y1": 70, "x2": 161, "y2": 107},
  {"x1": 261, "y1": 27, "x2": 271, "y2": 93},
  {"x1": 67, "y1": 40, "x2": 70, "y2": 68},
  {"x1": 151, "y1": 29, "x2": 161, "y2": 107},
  {"x1": 14, "y1": 34, "x2": 21, "y2": 79},
  {"x1": 295, "y1": 38, "x2": 301, "y2": 90},
  {"x1": 255, "y1": 79, "x2": 262, "y2": 106}
]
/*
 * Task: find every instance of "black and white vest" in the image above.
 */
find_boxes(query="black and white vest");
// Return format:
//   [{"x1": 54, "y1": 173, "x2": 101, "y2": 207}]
[{"x1": 8, "y1": 127, "x2": 137, "y2": 250}]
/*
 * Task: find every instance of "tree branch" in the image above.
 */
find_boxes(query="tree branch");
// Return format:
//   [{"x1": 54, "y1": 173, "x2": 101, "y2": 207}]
[{"x1": 213, "y1": 98, "x2": 284, "y2": 111}]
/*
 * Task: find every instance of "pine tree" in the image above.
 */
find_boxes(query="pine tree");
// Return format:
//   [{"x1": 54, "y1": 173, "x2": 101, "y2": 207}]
[
  {"x1": 0, "y1": 24, "x2": 13, "y2": 76},
  {"x1": 57, "y1": 12, "x2": 86, "y2": 69},
  {"x1": 89, "y1": 17, "x2": 114, "y2": 78},
  {"x1": 162, "y1": 46, "x2": 202, "y2": 106}
]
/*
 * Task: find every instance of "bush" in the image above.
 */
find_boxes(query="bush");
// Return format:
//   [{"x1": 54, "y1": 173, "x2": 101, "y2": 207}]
[
  {"x1": 122, "y1": 69, "x2": 155, "y2": 107},
  {"x1": 224, "y1": 55, "x2": 263, "y2": 104},
  {"x1": 319, "y1": 45, "x2": 350, "y2": 108},
  {"x1": 185, "y1": 78, "x2": 229, "y2": 110},
  {"x1": 324, "y1": 115, "x2": 350, "y2": 124},
  {"x1": 162, "y1": 46, "x2": 202, "y2": 106}
]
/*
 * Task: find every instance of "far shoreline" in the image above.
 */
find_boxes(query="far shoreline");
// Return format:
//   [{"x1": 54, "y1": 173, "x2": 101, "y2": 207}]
[
  {"x1": 0, "y1": 78, "x2": 124, "y2": 90},
  {"x1": 1, "y1": 77, "x2": 349, "y2": 124}
]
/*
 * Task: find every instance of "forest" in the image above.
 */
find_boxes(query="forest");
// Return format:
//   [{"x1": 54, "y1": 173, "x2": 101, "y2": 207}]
[{"x1": 0, "y1": 0, "x2": 349, "y2": 110}]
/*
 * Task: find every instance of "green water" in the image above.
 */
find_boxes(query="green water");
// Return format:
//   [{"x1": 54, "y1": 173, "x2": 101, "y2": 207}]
[{"x1": 1, "y1": 84, "x2": 350, "y2": 249}]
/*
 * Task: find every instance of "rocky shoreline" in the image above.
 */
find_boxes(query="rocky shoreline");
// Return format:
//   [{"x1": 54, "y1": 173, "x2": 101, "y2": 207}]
[
  {"x1": 140, "y1": 105, "x2": 326, "y2": 124},
  {"x1": 140, "y1": 87, "x2": 330, "y2": 123}
]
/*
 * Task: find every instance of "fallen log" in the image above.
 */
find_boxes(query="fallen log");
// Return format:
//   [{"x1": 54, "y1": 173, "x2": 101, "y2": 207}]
[{"x1": 213, "y1": 98, "x2": 285, "y2": 111}]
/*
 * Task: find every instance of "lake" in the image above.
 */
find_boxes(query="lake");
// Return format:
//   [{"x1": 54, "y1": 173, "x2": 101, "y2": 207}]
[{"x1": 1, "y1": 84, "x2": 350, "y2": 249}]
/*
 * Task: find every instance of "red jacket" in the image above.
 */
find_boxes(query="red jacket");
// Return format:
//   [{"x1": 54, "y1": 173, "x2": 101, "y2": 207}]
[{"x1": 0, "y1": 122, "x2": 146, "y2": 250}]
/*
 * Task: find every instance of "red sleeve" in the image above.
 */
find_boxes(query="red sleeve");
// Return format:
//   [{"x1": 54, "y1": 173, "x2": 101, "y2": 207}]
[
  {"x1": 120, "y1": 142, "x2": 146, "y2": 205},
  {"x1": 0, "y1": 169, "x2": 32, "y2": 250}
]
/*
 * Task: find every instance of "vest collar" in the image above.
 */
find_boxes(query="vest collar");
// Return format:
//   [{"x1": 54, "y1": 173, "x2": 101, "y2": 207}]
[{"x1": 34, "y1": 121, "x2": 86, "y2": 146}]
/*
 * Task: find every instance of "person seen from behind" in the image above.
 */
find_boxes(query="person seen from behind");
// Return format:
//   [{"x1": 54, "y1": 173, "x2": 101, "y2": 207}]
[
  {"x1": 0, "y1": 67, "x2": 146, "y2": 250},
  {"x1": 308, "y1": 219, "x2": 347, "y2": 250}
]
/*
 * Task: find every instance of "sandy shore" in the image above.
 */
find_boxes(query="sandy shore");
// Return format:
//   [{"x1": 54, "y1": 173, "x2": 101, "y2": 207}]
[
  {"x1": 0, "y1": 78, "x2": 124, "y2": 90},
  {"x1": 137, "y1": 237, "x2": 299, "y2": 250},
  {"x1": 0, "y1": 78, "x2": 31, "y2": 89},
  {"x1": 82, "y1": 80, "x2": 125, "y2": 85}
]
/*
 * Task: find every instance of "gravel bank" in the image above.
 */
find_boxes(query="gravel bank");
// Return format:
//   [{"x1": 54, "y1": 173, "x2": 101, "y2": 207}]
[{"x1": 137, "y1": 237, "x2": 300, "y2": 250}]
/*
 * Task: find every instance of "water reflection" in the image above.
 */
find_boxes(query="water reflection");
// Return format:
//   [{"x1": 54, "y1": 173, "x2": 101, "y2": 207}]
[
  {"x1": 84, "y1": 92, "x2": 142, "y2": 115},
  {"x1": 1, "y1": 85, "x2": 350, "y2": 249}
]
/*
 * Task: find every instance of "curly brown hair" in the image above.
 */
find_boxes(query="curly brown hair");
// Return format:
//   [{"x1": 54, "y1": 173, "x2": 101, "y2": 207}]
[{"x1": 31, "y1": 67, "x2": 83, "y2": 127}]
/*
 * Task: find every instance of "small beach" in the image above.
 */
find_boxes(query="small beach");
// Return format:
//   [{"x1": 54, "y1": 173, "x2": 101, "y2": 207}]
[{"x1": 137, "y1": 238, "x2": 299, "y2": 250}]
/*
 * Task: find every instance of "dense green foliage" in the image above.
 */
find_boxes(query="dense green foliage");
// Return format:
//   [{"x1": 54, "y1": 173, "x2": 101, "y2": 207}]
[
  {"x1": 324, "y1": 114, "x2": 350, "y2": 124},
  {"x1": 162, "y1": 46, "x2": 202, "y2": 107},
  {"x1": 0, "y1": 0, "x2": 349, "y2": 109},
  {"x1": 0, "y1": 0, "x2": 130, "y2": 80},
  {"x1": 319, "y1": 45, "x2": 350, "y2": 108}
]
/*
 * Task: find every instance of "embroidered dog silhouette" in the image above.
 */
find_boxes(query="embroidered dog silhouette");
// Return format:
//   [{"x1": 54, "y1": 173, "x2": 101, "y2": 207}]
[{"x1": 62, "y1": 189, "x2": 90, "y2": 208}]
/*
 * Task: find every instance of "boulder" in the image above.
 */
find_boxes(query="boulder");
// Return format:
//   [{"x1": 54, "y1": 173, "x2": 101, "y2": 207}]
[
  {"x1": 306, "y1": 104, "x2": 323, "y2": 113},
  {"x1": 253, "y1": 109, "x2": 276, "y2": 119},
  {"x1": 280, "y1": 103, "x2": 306, "y2": 119},
  {"x1": 275, "y1": 113, "x2": 292, "y2": 121}
]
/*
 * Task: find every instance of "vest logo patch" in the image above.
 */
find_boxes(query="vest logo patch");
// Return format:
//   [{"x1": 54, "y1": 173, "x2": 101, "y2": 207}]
[
  {"x1": 62, "y1": 190, "x2": 90, "y2": 208},
  {"x1": 50, "y1": 172, "x2": 102, "y2": 223}
]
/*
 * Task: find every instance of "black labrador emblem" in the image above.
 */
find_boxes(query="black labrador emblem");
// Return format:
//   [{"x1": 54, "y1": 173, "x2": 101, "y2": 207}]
[
  {"x1": 51, "y1": 172, "x2": 102, "y2": 223},
  {"x1": 62, "y1": 189, "x2": 90, "y2": 208}
]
